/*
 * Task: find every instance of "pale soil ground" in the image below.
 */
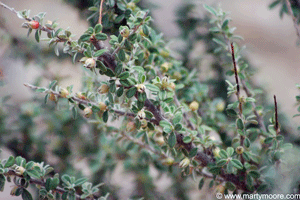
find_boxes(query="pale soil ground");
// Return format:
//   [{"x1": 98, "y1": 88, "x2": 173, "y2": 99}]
[{"x1": 0, "y1": 0, "x2": 300, "y2": 199}]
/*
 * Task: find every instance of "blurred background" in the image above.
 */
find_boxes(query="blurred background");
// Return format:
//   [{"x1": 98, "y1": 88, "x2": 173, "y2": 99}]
[{"x1": 0, "y1": 0, "x2": 300, "y2": 199}]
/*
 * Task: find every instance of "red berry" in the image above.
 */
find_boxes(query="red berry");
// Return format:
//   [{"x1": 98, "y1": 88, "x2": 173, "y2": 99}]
[{"x1": 29, "y1": 21, "x2": 40, "y2": 29}]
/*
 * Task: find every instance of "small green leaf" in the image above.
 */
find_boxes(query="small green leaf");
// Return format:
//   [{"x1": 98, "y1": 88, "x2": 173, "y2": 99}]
[
  {"x1": 174, "y1": 124, "x2": 182, "y2": 131},
  {"x1": 225, "y1": 182, "x2": 236, "y2": 191},
  {"x1": 94, "y1": 24, "x2": 103, "y2": 33},
  {"x1": 189, "y1": 148, "x2": 198, "y2": 158},
  {"x1": 173, "y1": 113, "x2": 182, "y2": 124},
  {"x1": 248, "y1": 171, "x2": 260, "y2": 179},
  {"x1": 45, "y1": 178, "x2": 51, "y2": 191},
  {"x1": 26, "y1": 169, "x2": 40, "y2": 179},
  {"x1": 103, "y1": 111, "x2": 108, "y2": 123},
  {"x1": 203, "y1": 4, "x2": 217, "y2": 16},
  {"x1": 231, "y1": 159, "x2": 243, "y2": 169},
  {"x1": 51, "y1": 177, "x2": 59, "y2": 190},
  {"x1": 22, "y1": 189, "x2": 33, "y2": 200},
  {"x1": 116, "y1": 86, "x2": 124, "y2": 97},
  {"x1": 183, "y1": 136, "x2": 192, "y2": 143},
  {"x1": 216, "y1": 159, "x2": 227, "y2": 166},
  {"x1": 118, "y1": 71, "x2": 130, "y2": 80},
  {"x1": 236, "y1": 118, "x2": 244, "y2": 130},
  {"x1": 95, "y1": 33, "x2": 108, "y2": 40},
  {"x1": 126, "y1": 87, "x2": 137, "y2": 98},
  {"x1": 264, "y1": 137, "x2": 273, "y2": 144},
  {"x1": 4, "y1": 156, "x2": 15, "y2": 168},
  {"x1": 94, "y1": 49, "x2": 108, "y2": 57},
  {"x1": 72, "y1": 106, "x2": 77, "y2": 119},
  {"x1": 226, "y1": 147, "x2": 234, "y2": 157},
  {"x1": 222, "y1": 19, "x2": 229, "y2": 29},
  {"x1": 97, "y1": 60, "x2": 107, "y2": 72},
  {"x1": 74, "y1": 178, "x2": 87, "y2": 187},
  {"x1": 36, "y1": 88, "x2": 46, "y2": 93},
  {"x1": 35, "y1": 30, "x2": 40, "y2": 42},
  {"x1": 144, "y1": 111, "x2": 153, "y2": 119},
  {"x1": 244, "y1": 137, "x2": 250, "y2": 148},
  {"x1": 118, "y1": 49, "x2": 126, "y2": 62},
  {"x1": 168, "y1": 132, "x2": 176, "y2": 148},
  {"x1": 0, "y1": 174, "x2": 5, "y2": 192},
  {"x1": 209, "y1": 166, "x2": 221, "y2": 175},
  {"x1": 226, "y1": 109, "x2": 237, "y2": 117},
  {"x1": 49, "y1": 80, "x2": 57, "y2": 89},
  {"x1": 80, "y1": 34, "x2": 91, "y2": 41},
  {"x1": 219, "y1": 149, "x2": 228, "y2": 159},
  {"x1": 104, "y1": 68, "x2": 115, "y2": 77},
  {"x1": 145, "y1": 84, "x2": 160, "y2": 92},
  {"x1": 198, "y1": 178, "x2": 204, "y2": 190}
]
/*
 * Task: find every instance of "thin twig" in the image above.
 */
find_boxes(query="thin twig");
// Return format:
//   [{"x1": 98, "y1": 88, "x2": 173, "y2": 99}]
[
  {"x1": 23, "y1": 83, "x2": 147, "y2": 122},
  {"x1": 231, "y1": 43, "x2": 242, "y2": 116},
  {"x1": 98, "y1": 0, "x2": 105, "y2": 27},
  {"x1": 285, "y1": 0, "x2": 300, "y2": 40},
  {"x1": 274, "y1": 95, "x2": 279, "y2": 135},
  {"x1": 120, "y1": 131, "x2": 168, "y2": 159}
]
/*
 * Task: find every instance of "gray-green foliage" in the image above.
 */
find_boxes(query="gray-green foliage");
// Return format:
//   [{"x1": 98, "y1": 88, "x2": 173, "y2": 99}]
[{"x1": 0, "y1": 0, "x2": 298, "y2": 199}]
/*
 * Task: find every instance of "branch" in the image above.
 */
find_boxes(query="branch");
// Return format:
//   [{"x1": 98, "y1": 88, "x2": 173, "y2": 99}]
[
  {"x1": 5, "y1": 170, "x2": 84, "y2": 200},
  {"x1": 285, "y1": 0, "x2": 300, "y2": 40},
  {"x1": 274, "y1": 95, "x2": 279, "y2": 134},
  {"x1": 231, "y1": 43, "x2": 242, "y2": 116},
  {"x1": 120, "y1": 131, "x2": 168, "y2": 159},
  {"x1": 98, "y1": 0, "x2": 106, "y2": 26}
]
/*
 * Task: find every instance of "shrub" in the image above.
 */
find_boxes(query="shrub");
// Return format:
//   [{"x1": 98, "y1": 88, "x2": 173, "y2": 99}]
[{"x1": 0, "y1": 0, "x2": 299, "y2": 199}]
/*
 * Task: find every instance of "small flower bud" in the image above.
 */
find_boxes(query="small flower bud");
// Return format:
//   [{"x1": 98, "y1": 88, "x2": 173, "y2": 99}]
[
  {"x1": 213, "y1": 147, "x2": 220, "y2": 158},
  {"x1": 29, "y1": 20, "x2": 40, "y2": 29},
  {"x1": 215, "y1": 184, "x2": 225, "y2": 194},
  {"x1": 140, "y1": 119, "x2": 148, "y2": 128},
  {"x1": 139, "y1": 28, "x2": 147, "y2": 37},
  {"x1": 173, "y1": 71, "x2": 182, "y2": 80},
  {"x1": 216, "y1": 100, "x2": 225, "y2": 112},
  {"x1": 159, "y1": 50, "x2": 170, "y2": 58},
  {"x1": 126, "y1": 2, "x2": 136, "y2": 11},
  {"x1": 76, "y1": 92, "x2": 86, "y2": 100},
  {"x1": 162, "y1": 158, "x2": 174, "y2": 166},
  {"x1": 84, "y1": 107, "x2": 93, "y2": 118},
  {"x1": 137, "y1": 110, "x2": 146, "y2": 120},
  {"x1": 179, "y1": 157, "x2": 190, "y2": 168},
  {"x1": 59, "y1": 88, "x2": 69, "y2": 98},
  {"x1": 49, "y1": 93, "x2": 57, "y2": 101},
  {"x1": 120, "y1": 27, "x2": 130, "y2": 38},
  {"x1": 160, "y1": 62, "x2": 170, "y2": 72},
  {"x1": 154, "y1": 134, "x2": 165, "y2": 145},
  {"x1": 85, "y1": 58, "x2": 96, "y2": 69},
  {"x1": 126, "y1": 121, "x2": 136, "y2": 132},
  {"x1": 98, "y1": 84, "x2": 109, "y2": 94},
  {"x1": 136, "y1": 84, "x2": 146, "y2": 93},
  {"x1": 98, "y1": 102, "x2": 107, "y2": 111},
  {"x1": 169, "y1": 82, "x2": 176, "y2": 90},
  {"x1": 189, "y1": 101, "x2": 199, "y2": 111},
  {"x1": 236, "y1": 146, "x2": 244, "y2": 154},
  {"x1": 15, "y1": 166, "x2": 25, "y2": 175},
  {"x1": 161, "y1": 76, "x2": 169, "y2": 89}
]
